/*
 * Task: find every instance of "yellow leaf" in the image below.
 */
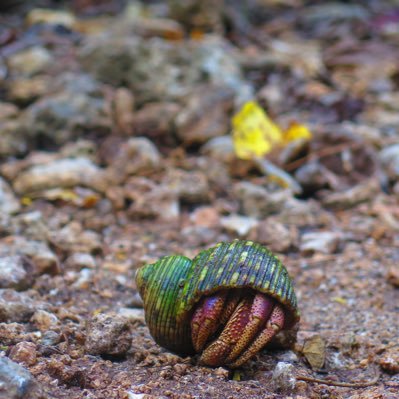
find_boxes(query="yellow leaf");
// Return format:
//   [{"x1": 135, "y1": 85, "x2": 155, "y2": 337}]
[
  {"x1": 55, "y1": 189, "x2": 79, "y2": 202},
  {"x1": 232, "y1": 101, "x2": 283, "y2": 160},
  {"x1": 332, "y1": 296, "x2": 347, "y2": 305},
  {"x1": 283, "y1": 122, "x2": 312, "y2": 144},
  {"x1": 21, "y1": 197, "x2": 32, "y2": 206},
  {"x1": 232, "y1": 371, "x2": 242, "y2": 381}
]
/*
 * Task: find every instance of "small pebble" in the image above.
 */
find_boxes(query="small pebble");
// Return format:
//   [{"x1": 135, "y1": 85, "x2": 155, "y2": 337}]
[
  {"x1": 380, "y1": 349, "x2": 399, "y2": 374},
  {"x1": 0, "y1": 289, "x2": 37, "y2": 323},
  {"x1": 271, "y1": 362, "x2": 296, "y2": 393},
  {"x1": 30, "y1": 310, "x2": 59, "y2": 332},
  {"x1": 65, "y1": 253, "x2": 96, "y2": 270},
  {"x1": 220, "y1": 214, "x2": 258, "y2": 237},
  {"x1": 0, "y1": 177, "x2": 20, "y2": 214},
  {"x1": 386, "y1": 266, "x2": 399, "y2": 288},
  {"x1": 0, "y1": 255, "x2": 34, "y2": 291},
  {"x1": 85, "y1": 313, "x2": 132, "y2": 357},
  {"x1": 9, "y1": 342, "x2": 37, "y2": 366},
  {"x1": 300, "y1": 231, "x2": 341, "y2": 254},
  {"x1": 40, "y1": 330, "x2": 61, "y2": 346}
]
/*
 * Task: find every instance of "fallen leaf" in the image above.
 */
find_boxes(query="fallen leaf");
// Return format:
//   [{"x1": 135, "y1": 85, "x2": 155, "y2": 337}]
[
  {"x1": 283, "y1": 122, "x2": 312, "y2": 144},
  {"x1": 232, "y1": 101, "x2": 283, "y2": 160},
  {"x1": 332, "y1": 296, "x2": 348, "y2": 305},
  {"x1": 303, "y1": 334, "x2": 326, "y2": 370}
]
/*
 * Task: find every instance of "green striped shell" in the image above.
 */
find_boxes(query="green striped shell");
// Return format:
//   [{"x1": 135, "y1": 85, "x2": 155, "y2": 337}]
[{"x1": 135, "y1": 240, "x2": 299, "y2": 356}]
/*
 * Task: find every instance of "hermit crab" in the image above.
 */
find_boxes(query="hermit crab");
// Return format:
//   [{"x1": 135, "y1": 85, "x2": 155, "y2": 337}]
[{"x1": 136, "y1": 240, "x2": 299, "y2": 368}]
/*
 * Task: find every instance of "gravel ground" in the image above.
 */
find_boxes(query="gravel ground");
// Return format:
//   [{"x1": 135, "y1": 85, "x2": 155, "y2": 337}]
[{"x1": 0, "y1": 1, "x2": 398, "y2": 398}]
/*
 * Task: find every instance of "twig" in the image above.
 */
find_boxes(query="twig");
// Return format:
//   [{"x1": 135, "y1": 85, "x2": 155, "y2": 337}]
[
  {"x1": 284, "y1": 141, "x2": 362, "y2": 172},
  {"x1": 284, "y1": 136, "x2": 399, "y2": 172},
  {"x1": 297, "y1": 369, "x2": 380, "y2": 388}
]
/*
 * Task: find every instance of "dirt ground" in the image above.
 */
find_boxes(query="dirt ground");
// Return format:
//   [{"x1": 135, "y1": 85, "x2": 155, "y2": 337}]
[{"x1": 0, "y1": 1, "x2": 398, "y2": 398}]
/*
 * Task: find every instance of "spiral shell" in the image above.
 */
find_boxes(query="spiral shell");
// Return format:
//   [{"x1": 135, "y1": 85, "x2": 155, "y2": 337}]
[{"x1": 136, "y1": 240, "x2": 299, "y2": 356}]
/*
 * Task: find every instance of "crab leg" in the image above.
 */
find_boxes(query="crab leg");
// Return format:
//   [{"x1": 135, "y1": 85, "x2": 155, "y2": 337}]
[
  {"x1": 191, "y1": 291, "x2": 242, "y2": 352},
  {"x1": 225, "y1": 293, "x2": 275, "y2": 363},
  {"x1": 228, "y1": 303, "x2": 285, "y2": 368},
  {"x1": 191, "y1": 291, "x2": 228, "y2": 352},
  {"x1": 199, "y1": 296, "x2": 253, "y2": 366}
]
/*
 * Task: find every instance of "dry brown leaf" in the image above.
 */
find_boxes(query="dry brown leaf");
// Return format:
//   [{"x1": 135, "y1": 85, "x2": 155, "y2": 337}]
[{"x1": 302, "y1": 334, "x2": 326, "y2": 370}]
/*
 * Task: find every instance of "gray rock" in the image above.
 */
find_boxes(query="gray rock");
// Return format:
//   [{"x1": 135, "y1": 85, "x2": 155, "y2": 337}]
[
  {"x1": 322, "y1": 179, "x2": 380, "y2": 209},
  {"x1": 233, "y1": 182, "x2": 290, "y2": 218},
  {"x1": 379, "y1": 144, "x2": 399, "y2": 181},
  {"x1": 175, "y1": 85, "x2": 234, "y2": 146},
  {"x1": 108, "y1": 137, "x2": 161, "y2": 178},
  {"x1": 220, "y1": 214, "x2": 258, "y2": 237},
  {"x1": 300, "y1": 3, "x2": 369, "y2": 24},
  {"x1": 0, "y1": 119, "x2": 27, "y2": 157},
  {"x1": 278, "y1": 198, "x2": 332, "y2": 227},
  {"x1": 0, "y1": 357, "x2": 47, "y2": 399},
  {"x1": 125, "y1": 177, "x2": 180, "y2": 220},
  {"x1": 13, "y1": 157, "x2": 108, "y2": 195},
  {"x1": 80, "y1": 35, "x2": 252, "y2": 104},
  {"x1": 201, "y1": 135, "x2": 235, "y2": 164},
  {"x1": 85, "y1": 313, "x2": 132, "y2": 357},
  {"x1": 271, "y1": 361, "x2": 296, "y2": 393},
  {"x1": 40, "y1": 331, "x2": 61, "y2": 347},
  {"x1": 65, "y1": 253, "x2": 96, "y2": 270},
  {"x1": 20, "y1": 73, "x2": 111, "y2": 147},
  {"x1": 163, "y1": 169, "x2": 210, "y2": 203},
  {"x1": 0, "y1": 256, "x2": 34, "y2": 291},
  {"x1": 0, "y1": 237, "x2": 59, "y2": 275},
  {"x1": 300, "y1": 231, "x2": 341, "y2": 254},
  {"x1": 0, "y1": 289, "x2": 37, "y2": 323},
  {"x1": 0, "y1": 211, "x2": 49, "y2": 242},
  {"x1": 50, "y1": 222, "x2": 102, "y2": 254},
  {"x1": 250, "y1": 220, "x2": 297, "y2": 253},
  {"x1": 0, "y1": 177, "x2": 20, "y2": 214},
  {"x1": 7, "y1": 46, "x2": 52, "y2": 77},
  {"x1": 295, "y1": 161, "x2": 339, "y2": 192}
]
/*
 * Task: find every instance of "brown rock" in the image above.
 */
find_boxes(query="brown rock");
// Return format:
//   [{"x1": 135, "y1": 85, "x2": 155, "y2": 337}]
[
  {"x1": 9, "y1": 342, "x2": 37, "y2": 366},
  {"x1": 380, "y1": 348, "x2": 399, "y2": 374},
  {"x1": 30, "y1": 310, "x2": 60, "y2": 332},
  {"x1": 125, "y1": 177, "x2": 179, "y2": 220},
  {"x1": 112, "y1": 87, "x2": 135, "y2": 136},
  {"x1": 107, "y1": 137, "x2": 161, "y2": 179},
  {"x1": 13, "y1": 157, "x2": 108, "y2": 195},
  {"x1": 386, "y1": 266, "x2": 399, "y2": 288},
  {"x1": 190, "y1": 206, "x2": 220, "y2": 228},
  {"x1": 163, "y1": 168, "x2": 210, "y2": 203},
  {"x1": 133, "y1": 102, "x2": 180, "y2": 147},
  {"x1": 250, "y1": 219, "x2": 297, "y2": 253}
]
